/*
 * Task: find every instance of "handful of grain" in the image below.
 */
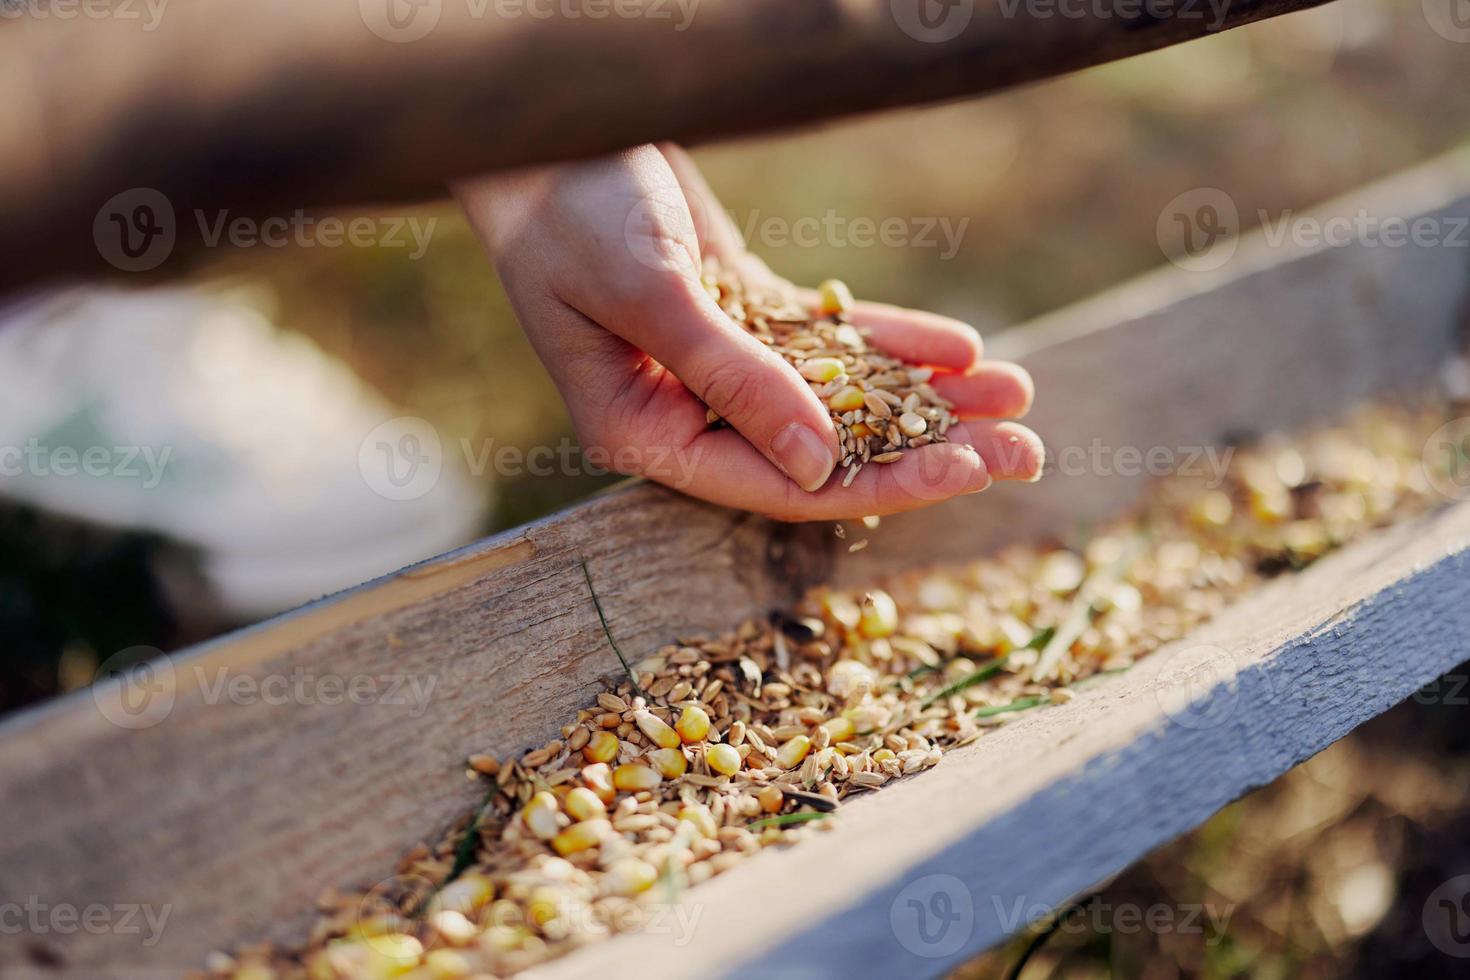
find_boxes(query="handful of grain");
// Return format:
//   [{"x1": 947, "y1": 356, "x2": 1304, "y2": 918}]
[{"x1": 700, "y1": 265, "x2": 959, "y2": 487}]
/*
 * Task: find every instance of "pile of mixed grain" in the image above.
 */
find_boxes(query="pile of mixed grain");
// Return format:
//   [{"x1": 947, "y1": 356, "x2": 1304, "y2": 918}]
[
  {"x1": 209, "y1": 400, "x2": 1451, "y2": 980},
  {"x1": 700, "y1": 267, "x2": 959, "y2": 485}
]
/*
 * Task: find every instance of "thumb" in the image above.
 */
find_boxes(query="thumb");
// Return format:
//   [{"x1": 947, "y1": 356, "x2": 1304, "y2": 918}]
[{"x1": 608, "y1": 275, "x2": 839, "y2": 492}]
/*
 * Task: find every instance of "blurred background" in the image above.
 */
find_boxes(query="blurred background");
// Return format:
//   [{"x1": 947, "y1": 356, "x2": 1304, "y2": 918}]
[{"x1": 2, "y1": 0, "x2": 1469, "y2": 973}]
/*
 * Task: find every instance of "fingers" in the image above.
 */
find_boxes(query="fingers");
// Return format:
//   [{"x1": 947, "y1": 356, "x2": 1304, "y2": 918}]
[
  {"x1": 622, "y1": 283, "x2": 840, "y2": 491},
  {"x1": 948, "y1": 420, "x2": 1045, "y2": 483},
  {"x1": 653, "y1": 428, "x2": 991, "y2": 521},
  {"x1": 931, "y1": 361, "x2": 1034, "y2": 419},
  {"x1": 795, "y1": 290, "x2": 985, "y2": 370}
]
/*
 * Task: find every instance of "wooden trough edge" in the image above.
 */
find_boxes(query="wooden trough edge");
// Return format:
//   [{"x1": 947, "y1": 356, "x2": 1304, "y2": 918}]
[
  {"x1": 0, "y1": 148, "x2": 1468, "y2": 975},
  {"x1": 534, "y1": 500, "x2": 1470, "y2": 980}
]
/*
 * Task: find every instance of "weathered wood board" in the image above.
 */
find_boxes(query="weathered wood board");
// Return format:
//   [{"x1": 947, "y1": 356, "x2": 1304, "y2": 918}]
[{"x1": 1, "y1": 149, "x2": 1467, "y2": 977}]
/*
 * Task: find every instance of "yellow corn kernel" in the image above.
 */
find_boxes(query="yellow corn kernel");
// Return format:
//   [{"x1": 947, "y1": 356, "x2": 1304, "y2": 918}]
[
  {"x1": 775, "y1": 735, "x2": 812, "y2": 770},
  {"x1": 818, "y1": 278, "x2": 854, "y2": 315},
  {"x1": 552, "y1": 818, "x2": 612, "y2": 856},
  {"x1": 799, "y1": 356, "x2": 846, "y2": 383},
  {"x1": 564, "y1": 786, "x2": 607, "y2": 821},
  {"x1": 757, "y1": 784, "x2": 784, "y2": 814},
  {"x1": 526, "y1": 887, "x2": 562, "y2": 928},
  {"x1": 425, "y1": 910, "x2": 477, "y2": 948},
  {"x1": 358, "y1": 934, "x2": 424, "y2": 979},
  {"x1": 1189, "y1": 490, "x2": 1233, "y2": 528},
  {"x1": 613, "y1": 763, "x2": 662, "y2": 792},
  {"x1": 820, "y1": 716, "x2": 856, "y2": 743},
  {"x1": 426, "y1": 872, "x2": 493, "y2": 916},
  {"x1": 675, "y1": 705, "x2": 711, "y2": 743},
  {"x1": 679, "y1": 803, "x2": 719, "y2": 838},
  {"x1": 582, "y1": 762, "x2": 616, "y2": 804},
  {"x1": 858, "y1": 589, "x2": 899, "y2": 638},
  {"x1": 522, "y1": 791, "x2": 563, "y2": 840},
  {"x1": 647, "y1": 747, "x2": 689, "y2": 779},
  {"x1": 872, "y1": 748, "x2": 897, "y2": 764},
  {"x1": 828, "y1": 385, "x2": 866, "y2": 413},
  {"x1": 583, "y1": 731, "x2": 620, "y2": 764},
  {"x1": 423, "y1": 949, "x2": 475, "y2": 980},
  {"x1": 849, "y1": 421, "x2": 874, "y2": 439},
  {"x1": 232, "y1": 967, "x2": 276, "y2": 980},
  {"x1": 604, "y1": 858, "x2": 658, "y2": 896},
  {"x1": 707, "y1": 742, "x2": 742, "y2": 776},
  {"x1": 634, "y1": 710, "x2": 681, "y2": 750}
]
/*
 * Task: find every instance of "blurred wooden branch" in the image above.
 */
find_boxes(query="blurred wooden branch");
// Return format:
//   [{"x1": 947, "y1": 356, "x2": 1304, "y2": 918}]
[{"x1": 0, "y1": 0, "x2": 1333, "y2": 290}]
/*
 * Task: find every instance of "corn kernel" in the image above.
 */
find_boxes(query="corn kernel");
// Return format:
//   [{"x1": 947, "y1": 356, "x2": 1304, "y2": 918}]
[
  {"x1": 679, "y1": 803, "x2": 718, "y2": 838},
  {"x1": 849, "y1": 421, "x2": 874, "y2": 439},
  {"x1": 872, "y1": 748, "x2": 897, "y2": 763},
  {"x1": 647, "y1": 747, "x2": 689, "y2": 778},
  {"x1": 634, "y1": 710, "x2": 681, "y2": 749},
  {"x1": 775, "y1": 735, "x2": 812, "y2": 770},
  {"x1": 604, "y1": 858, "x2": 658, "y2": 896},
  {"x1": 423, "y1": 949, "x2": 474, "y2": 979},
  {"x1": 820, "y1": 716, "x2": 856, "y2": 743},
  {"x1": 522, "y1": 791, "x2": 563, "y2": 840},
  {"x1": 675, "y1": 705, "x2": 711, "y2": 743},
  {"x1": 552, "y1": 818, "x2": 612, "y2": 856},
  {"x1": 707, "y1": 742, "x2": 742, "y2": 776},
  {"x1": 583, "y1": 731, "x2": 620, "y2": 764},
  {"x1": 425, "y1": 910, "x2": 477, "y2": 947},
  {"x1": 353, "y1": 934, "x2": 423, "y2": 979},
  {"x1": 798, "y1": 356, "x2": 846, "y2": 383},
  {"x1": 1190, "y1": 490, "x2": 1233, "y2": 528},
  {"x1": 426, "y1": 873, "x2": 493, "y2": 916},
  {"x1": 613, "y1": 763, "x2": 662, "y2": 792},
  {"x1": 828, "y1": 385, "x2": 866, "y2": 413},
  {"x1": 818, "y1": 278, "x2": 854, "y2": 315},
  {"x1": 564, "y1": 786, "x2": 606, "y2": 821},
  {"x1": 757, "y1": 784, "x2": 784, "y2": 814},
  {"x1": 527, "y1": 887, "x2": 562, "y2": 927},
  {"x1": 582, "y1": 763, "x2": 616, "y2": 803},
  {"x1": 858, "y1": 590, "x2": 899, "y2": 638},
  {"x1": 232, "y1": 967, "x2": 276, "y2": 980}
]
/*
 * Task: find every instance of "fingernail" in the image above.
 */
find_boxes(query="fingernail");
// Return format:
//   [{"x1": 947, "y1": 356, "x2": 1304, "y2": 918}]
[
  {"x1": 963, "y1": 452, "x2": 992, "y2": 494},
  {"x1": 770, "y1": 422, "x2": 835, "y2": 492}
]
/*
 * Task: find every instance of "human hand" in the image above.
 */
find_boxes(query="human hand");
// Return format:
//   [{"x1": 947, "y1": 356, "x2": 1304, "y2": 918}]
[{"x1": 454, "y1": 144, "x2": 1041, "y2": 521}]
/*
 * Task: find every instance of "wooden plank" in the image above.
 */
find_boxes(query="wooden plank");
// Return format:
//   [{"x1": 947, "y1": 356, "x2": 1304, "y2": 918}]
[
  {"x1": 534, "y1": 498, "x2": 1470, "y2": 980},
  {"x1": 0, "y1": 150, "x2": 1467, "y2": 975},
  {"x1": 2, "y1": 0, "x2": 1336, "y2": 289}
]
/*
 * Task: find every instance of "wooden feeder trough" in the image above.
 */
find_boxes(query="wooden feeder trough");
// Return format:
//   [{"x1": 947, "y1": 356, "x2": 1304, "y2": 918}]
[{"x1": 3, "y1": 147, "x2": 1469, "y2": 977}]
